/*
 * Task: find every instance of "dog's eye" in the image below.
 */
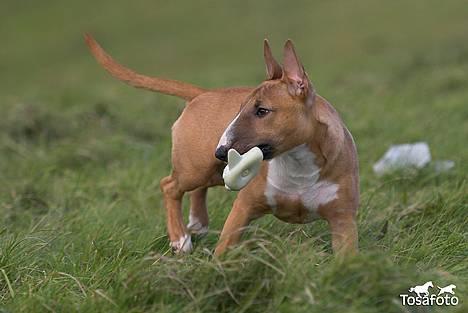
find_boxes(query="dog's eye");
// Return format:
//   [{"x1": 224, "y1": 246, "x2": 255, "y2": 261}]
[{"x1": 255, "y1": 107, "x2": 270, "y2": 118}]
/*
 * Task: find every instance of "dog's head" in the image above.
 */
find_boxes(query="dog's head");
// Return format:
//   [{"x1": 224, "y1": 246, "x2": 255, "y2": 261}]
[{"x1": 215, "y1": 40, "x2": 317, "y2": 162}]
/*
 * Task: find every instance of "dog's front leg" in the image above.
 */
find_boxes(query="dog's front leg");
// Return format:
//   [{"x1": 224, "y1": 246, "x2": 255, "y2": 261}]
[
  {"x1": 327, "y1": 212, "x2": 358, "y2": 256},
  {"x1": 214, "y1": 197, "x2": 261, "y2": 256}
]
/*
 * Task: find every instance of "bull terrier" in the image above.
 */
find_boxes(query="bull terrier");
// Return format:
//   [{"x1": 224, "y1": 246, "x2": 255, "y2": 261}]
[{"x1": 85, "y1": 34, "x2": 359, "y2": 256}]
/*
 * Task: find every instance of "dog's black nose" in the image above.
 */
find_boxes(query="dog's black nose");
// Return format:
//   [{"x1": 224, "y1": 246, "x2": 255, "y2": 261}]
[{"x1": 215, "y1": 145, "x2": 228, "y2": 162}]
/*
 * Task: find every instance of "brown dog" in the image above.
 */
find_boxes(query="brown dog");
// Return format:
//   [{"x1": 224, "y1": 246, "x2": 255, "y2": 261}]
[{"x1": 85, "y1": 34, "x2": 359, "y2": 256}]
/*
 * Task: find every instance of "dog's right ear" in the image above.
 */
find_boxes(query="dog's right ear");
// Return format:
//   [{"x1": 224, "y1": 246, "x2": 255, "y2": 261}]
[
  {"x1": 263, "y1": 39, "x2": 282, "y2": 80},
  {"x1": 282, "y1": 39, "x2": 315, "y2": 104}
]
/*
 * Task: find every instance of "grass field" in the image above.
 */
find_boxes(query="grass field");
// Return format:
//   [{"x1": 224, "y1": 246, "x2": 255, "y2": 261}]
[{"x1": 0, "y1": 0, "x2": 467, "y2": 312}]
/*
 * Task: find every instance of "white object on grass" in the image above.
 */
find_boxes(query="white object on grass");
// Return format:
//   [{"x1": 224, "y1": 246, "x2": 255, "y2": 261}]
[
  {"x1": 433, "y1": 160, "x2": 455, "y2": 173},
  {"x1": 373, "y1": 142, "x2": 431, "y2": 176},
  {"x1": 223, "y1": 147, "x2": 263, "y2": 191}
]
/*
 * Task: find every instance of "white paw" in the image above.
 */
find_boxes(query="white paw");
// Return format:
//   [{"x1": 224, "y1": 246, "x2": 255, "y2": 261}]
[
  {"x1": 187, "y1": 214, "x2": 209, "y2": 235},
  {"x1": 187, "y1": 223, "x2": 208, "y2": 235},
  {"x1": 170, "y1": 234, "x2": 192, "y2": 253}
]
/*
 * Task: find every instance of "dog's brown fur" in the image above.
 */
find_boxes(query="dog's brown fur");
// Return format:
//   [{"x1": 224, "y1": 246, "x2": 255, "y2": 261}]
[{"x1": 85, "y1": 34, "x2": 359, "y2": 256}]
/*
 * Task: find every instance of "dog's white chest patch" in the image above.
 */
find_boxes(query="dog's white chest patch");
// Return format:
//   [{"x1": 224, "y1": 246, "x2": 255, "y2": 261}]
[{"x1": 264, "y1": 144, "x2": 339, "y2": 217}]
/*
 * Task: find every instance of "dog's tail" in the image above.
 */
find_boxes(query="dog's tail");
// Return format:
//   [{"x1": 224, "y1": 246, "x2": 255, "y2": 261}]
[
  {"x1": 84, "y1": 34, "x2": 207, "y2": 101},
  {"x1": 408, "y1": 288, "x2": 414, "y2": 292}
]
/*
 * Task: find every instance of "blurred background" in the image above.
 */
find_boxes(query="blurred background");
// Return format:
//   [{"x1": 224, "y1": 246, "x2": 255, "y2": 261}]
[
  {"x1": 0, "y1": 1, "x2": 467, "y2": 312},
  {"x1": 1, "y1": 0, "x2": 467, "y2": 169}
]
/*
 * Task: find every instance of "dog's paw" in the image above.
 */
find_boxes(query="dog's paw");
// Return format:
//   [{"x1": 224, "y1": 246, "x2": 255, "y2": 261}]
[
  {"x1": 171, "y1": 234, "x2": 193, "y2": 253},
  {"x1": 187, "y1": 215, "x2": 209, "y2": 235},
  {"x1": 187, "y1": 223, "x2": 209, "y2": 235}
]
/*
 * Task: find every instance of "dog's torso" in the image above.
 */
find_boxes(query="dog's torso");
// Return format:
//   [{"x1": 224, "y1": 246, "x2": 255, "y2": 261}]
[{"x1": 173, "y1": 89, "x2": 358, "y2": 223}]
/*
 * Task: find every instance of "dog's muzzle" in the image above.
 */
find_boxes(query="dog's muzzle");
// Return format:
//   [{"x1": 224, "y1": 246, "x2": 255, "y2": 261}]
[
  {"x1": 257, "y1": 143, "x2": 275, "y2": 160},
  {"x1": 215, "y1": 145, "x2": 228, "y2": 162},
  {"x1": 216, "y1": 143, "x2": 275, "y2": 162}
]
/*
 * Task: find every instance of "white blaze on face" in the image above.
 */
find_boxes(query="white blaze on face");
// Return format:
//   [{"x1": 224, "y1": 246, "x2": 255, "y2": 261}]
[
  {"x1": 217, "y1": 114, "x2": 240, "y2": 149},
  {"x1": 265, "y1": 144, "x2": 339, "y2": 215}
]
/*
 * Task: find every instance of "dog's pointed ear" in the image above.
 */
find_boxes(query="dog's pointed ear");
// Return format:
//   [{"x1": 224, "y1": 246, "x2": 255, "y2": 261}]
[
  {"x1": 282, "y1": 40, "x2": 315, "y2": 101},
  {"x1": 264, "y1": 39, "x2": 282, "y2": 80}
]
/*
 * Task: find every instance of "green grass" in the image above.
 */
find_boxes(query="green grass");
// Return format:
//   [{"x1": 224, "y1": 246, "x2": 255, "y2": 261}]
[{"x1": 0, "y1": 0, "x2": 467, "y2": 312}]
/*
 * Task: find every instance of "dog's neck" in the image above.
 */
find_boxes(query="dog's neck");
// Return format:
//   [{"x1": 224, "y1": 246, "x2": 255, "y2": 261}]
[
  {"x1": 297, "y1": 94, "x2": 328, "y2": 149},
  {"x1": 266, "y1": 144, "x2": 321, "y2": 192},
  {"x1": 262, "y1": 98, "x2": 327, "y2": 193}
]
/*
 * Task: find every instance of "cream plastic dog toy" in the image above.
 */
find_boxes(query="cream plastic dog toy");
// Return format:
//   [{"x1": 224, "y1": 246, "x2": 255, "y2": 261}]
[{"x1": 222, "y1": 147, "x2": 264, "y2": 191}]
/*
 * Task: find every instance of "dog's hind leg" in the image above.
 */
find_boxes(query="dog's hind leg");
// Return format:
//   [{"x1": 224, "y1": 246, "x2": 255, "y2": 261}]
[
  {"x1": 187, "y1": 187, "x2": 209, "y2": 235},
  {"x1": 160, "y1": 174, "x2": 192, "y2": 253}
]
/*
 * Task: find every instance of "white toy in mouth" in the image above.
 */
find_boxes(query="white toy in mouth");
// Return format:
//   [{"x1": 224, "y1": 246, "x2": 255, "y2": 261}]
[{"x1": 222, "y1": 147, "x2": 264, "y2": 191}]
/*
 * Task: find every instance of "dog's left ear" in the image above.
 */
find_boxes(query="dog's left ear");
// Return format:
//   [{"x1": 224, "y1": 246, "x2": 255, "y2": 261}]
[
  {"x1": 282, "y1": 40, "x2": 315, "y2": 104},
  {"x1": 264, "y1": 39, "x2": 282, "y2": 80}
]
